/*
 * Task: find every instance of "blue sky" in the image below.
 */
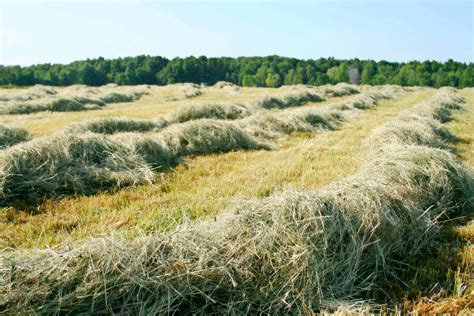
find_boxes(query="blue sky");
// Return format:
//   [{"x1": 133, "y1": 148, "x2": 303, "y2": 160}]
[{"x1": 1, "y1": 0, "x2": 472, "y2": 66}]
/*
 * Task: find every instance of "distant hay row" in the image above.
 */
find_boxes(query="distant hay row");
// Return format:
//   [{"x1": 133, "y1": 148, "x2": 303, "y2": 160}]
[
  {"x1": 239, "y1": 85, "x2": 406, "y2": 137},
  {"x1": 61, "y1": 84, "x2": 363, "y2": 135},
  {"x1": 0, "y1": 84, "x2": 150, "y2": 114},
  {"x1": 162, "y1": 83, "x2": 203, "y2": 101},
  {"x1": 169, "y1": 83, "x2": 361, "y2": 122},
  {"x1": 0, "y1": 89, "x2": 471, "y2": 313},
  {"x1": 0, "y1": 86, "x2": 399, "y2": 206}
]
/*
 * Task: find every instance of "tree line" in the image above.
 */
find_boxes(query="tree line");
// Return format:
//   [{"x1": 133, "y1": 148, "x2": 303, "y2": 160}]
[{"x1": 0, "y1": 55, "x2": 472, "y2": 88}]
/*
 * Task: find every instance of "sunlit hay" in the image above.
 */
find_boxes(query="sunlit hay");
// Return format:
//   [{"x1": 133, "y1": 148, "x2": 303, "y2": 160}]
[
  {"x1": 239, "y1": 84, "x2": 407, "y2": 137},
  {"x1": 160, "y1": 119, "x2": 272, "y2": 156},
  {"x1": 320, "y1": 83, "x2": 360, "y2": 97},
  {"x1": 0, "y1": 124, "x2": 30, "y2": 149},
  {"x1": 0, "y1": 97, "x2": 103, "y2": 114},
  {"x1": 0, "y1": 132, "x2": 155, "y2": 205},
  {"x1": 368, "y1": 118, "x2": 457, "y2": 150},
  {"x1": 252, "y1": 90, "x2": 325, "y2": 109},
  {"x1": 213, "y1": 81, "x2": 239, "y2": 89},
  {"x1": 239, "y1": 105, "x2": 346, "y2": 137},
  {"x1": 411, "y1": 88, "x2": 465, "y2": 123},
  {"x1": 331, "y1": 86, "x2": 408, "y2": 111},
  {"x1": 99, "y1": 92, "x2": 138, "y2": 103},
  {"x1": 178, "y1": 83, "x2": 202, "y2": 99},
  {"x1": 212, "y1": 81, "x2": 241, "y2": 95},
  {"x1": 164, "y1": 83, "x2": 203, "y2": 101},
  {"x1": 0, "y1": 85, "x2": 149, "y2": 114},
  {"x1": 64, "y1": 117, "x2": 166, "y2": 134},
  {"x1": 365, "y1": 89, "x2": 465, "y2": 150},
  {"x1": 365, "y1": 85, "x2": 408, "y2": 100},
  {"x1": 0, "y1": 87, "x2": 472, "y2": 313},
  {"x1": 110, "y1": 133, "x2": 179, "y2": 170},
  {"x1": 50, "y1": 98, "x2": 93, "y2": 111},
  {"x1": 332, "y1": 94, "x2": 378, "y2": 110},
  {"x1": 71, "y1": 96, "x2": 106, "y2": 107},
  {"x1": 1, "y1": 143, "x2": 471, "y2": 314},
  {"x1": 0, "y1": 85, "x2": 58, "y2": 103},
  {"x1": 0, "y1": 119, "x2": 270, "y2": 206},
  {"x1": 168, "y1": 103, "x2": 250, "y2": 123}
]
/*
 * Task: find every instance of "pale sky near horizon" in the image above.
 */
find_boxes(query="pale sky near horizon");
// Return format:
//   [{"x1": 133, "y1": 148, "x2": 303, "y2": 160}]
[{"x1": 0, "y1": 0, "x2": 472, "y2": 66}]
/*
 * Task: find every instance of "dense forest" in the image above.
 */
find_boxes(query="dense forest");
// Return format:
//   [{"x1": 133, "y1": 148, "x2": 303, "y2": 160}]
[{"x1": 0, "y1": 55, "x2": 472, "y2": 88}]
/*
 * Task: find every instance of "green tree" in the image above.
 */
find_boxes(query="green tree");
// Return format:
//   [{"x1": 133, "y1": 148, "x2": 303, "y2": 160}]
[
  {"x1": 360, "y1": 61, "x2": 376, "y2": 84},
  {"x1": 265, "y1": 73, "x2": 282, "y2": 87}
]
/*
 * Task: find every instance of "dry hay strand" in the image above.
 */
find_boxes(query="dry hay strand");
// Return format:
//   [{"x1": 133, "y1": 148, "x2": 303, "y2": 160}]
[
  {"x1": 0, "y1": 132, "x2": 155, "y2": 205},
  {"x1": 0, "y1": 142, "x2": 471, "y2": 313},
  {"x1": 252, "y1": 89, "x2": 325, "y2": 109},
  {"x1": 319, "y1": 83, "x2": 360, "y2": 97},
  {"x1": 239, "y1": 105, "x2": 346, "y2": 137},
  {"x1": 64, "y1": 117, "x2": 166, "y2": 135},
  {"x1": 0, "y1": 85, "x2": 57, "y2": 102},
  {"x1": 213, "y1": 81, "x2": 239, "y2": 89},
  {"x1": 0, "y1": 124, "x2": 30, "y2": 149},
  {"x1": 160, "y1": 119, "x2": 272, "y2": 156},
  {"x1": 0, "y1": 89, "x2": 471, "y2": 313},
  {"x1": 0, "y1": 120, "x2": 269, "y2": 205},
  {"x1": 0, "y1": 85, "x2": 149, "y2": 115},
  {"x1": 168, "y1": 103, "x2": 250, "y2": 123},
  {"x1": 366, "y1": 88, "x2": 465, "y2": 150}
]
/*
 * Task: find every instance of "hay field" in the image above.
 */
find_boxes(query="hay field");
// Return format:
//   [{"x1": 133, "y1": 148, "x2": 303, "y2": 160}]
[{"x1": 0, "y1": 83, "x2": 472, "y2": 314}]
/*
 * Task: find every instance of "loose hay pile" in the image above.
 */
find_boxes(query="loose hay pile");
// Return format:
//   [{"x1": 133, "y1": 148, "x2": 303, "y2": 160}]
[
  {"x1": 0, "y1": 120, "x2": 269, "y2": 205},
  {"x1": 165, "y1": 83, "x2": 203, "y2": 101},
  {"x1": 0, "y1": 124, "x2": 30, "y2": 149},
  {"x1": 0, "y1": 86, "x2": 400, "y2": 205},
  {"x1": 64, "y1": 117, "x2": 166, "y2": 134},
  {"x1": 169, "y1": 103, "x2": 250, "y2": 123},
  {"x1": 212, "y1": 81, "x2": 241, "y2": 94},
  {"x1": 366, "y1": 87, "x2": 463, "y2": 150},
  {"x1": 0, "y1": 85, "x2": 149, "y2": 114},
  {"x1": 319, "y1": 82, "x2": 361, "y2": 97},
  {"x1": 251, "y1": 89, "x2": 326, "y2": 109},
  {"x1": 0, "y1": 89, "x2": 472, "y2": 314}
]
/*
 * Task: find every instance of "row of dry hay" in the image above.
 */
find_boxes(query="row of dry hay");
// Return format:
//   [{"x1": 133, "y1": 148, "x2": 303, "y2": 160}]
[
  {"x1": 0, "y1": 88, "x2": 471, "y2": 313},
  {"x1": 0, "y1": 85, "x2": 404, "y2": 206},
  {"x1": 0, "y1": 84, "x2": 151, "y2": 114},
  {"x1": 0, "y1": 82, "x2": 360, "y2": 148}
]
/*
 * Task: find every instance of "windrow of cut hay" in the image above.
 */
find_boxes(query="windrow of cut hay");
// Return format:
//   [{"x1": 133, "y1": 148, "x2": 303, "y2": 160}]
[
  {"x1": 165, "y1": 83, "x2": 203, "y2": 101},
  {"x1": 64, "y1": 117, "x2": 167, "y2": 134},
  {"x1": 0, "y1": 124, "x2": 30, "y2": 149},
  {"x1": 0, "y1": 120, "x2": 269, "y2": 205},
  {"x1": 332, "y1": 85, "x2": 407, "y2": 110},
  {"x1": 0, "y1": 84, "x2": 150, "y2": 114},
  {"x1": 212, "y1": 81, "x2": 241, "y2": 94},
  {"x1": 319, "y1": 82, "x2": 361, "y2": 97},
  {"x1": 0, "y1": 85, "x2": 57, "y2": 102},
  {"x1": 166, "y1": 84, "x2": 361, "y2": 126},
  {"x1": 239, "y1": 85, "x2": 406, "y2": 137},
  {"x1": 165, "y1": 86, "x2": 329, "y2": 125},
  {"x1": 0, "y1": 86, "x2": 404, "y2": 205},
  {"x1": 0, "y1": 89, "x2": 471, "y2": 314},
  {"x1": 168, "y1": 102, "x2": 251, "y2": 123},
  {"x1": 58, "y1": 84, "x2": 365, "y2": 135},
  {"x1": 161, "y1": 84, "x2": 365, "y2": 126},
  {"x1": 251, "y1": 89, "x2": 326, "y2": 109},
  {"x1": 248, "y1": 83, "x2": 362, "y2": 110},
  {"x1": 366, "y1": 87, "x2": 463, "y2": 150}
]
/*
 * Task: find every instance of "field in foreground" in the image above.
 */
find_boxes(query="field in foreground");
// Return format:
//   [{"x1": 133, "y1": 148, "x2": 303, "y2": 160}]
[{"x1": 0, "y1": 83, "x2": 472, "y2": 314}]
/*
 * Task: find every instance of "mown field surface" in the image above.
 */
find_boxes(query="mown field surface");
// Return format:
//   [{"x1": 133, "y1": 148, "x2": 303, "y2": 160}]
[{"x1": 0, "y1": 83, "x2": 472, "y2": 314}]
